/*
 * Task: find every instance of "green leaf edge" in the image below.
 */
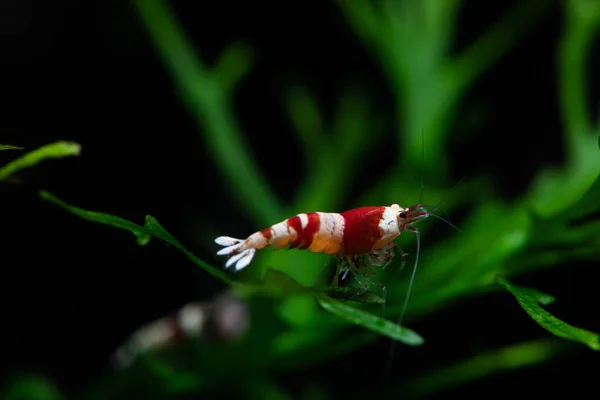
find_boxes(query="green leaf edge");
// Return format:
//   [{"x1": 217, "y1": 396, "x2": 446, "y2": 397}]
[
  {"x1": 315, "y1": 294, "x2": 424, "y2": 346},
  {"x1": 0, "y1": 141, "x2": 81, "y2": 180},
  {"x1": 39, "y1": 190, "x2": 233, "y2": 284},
  {"x1": 495, "y1": 274, "x2": 600, "y2": 350}
]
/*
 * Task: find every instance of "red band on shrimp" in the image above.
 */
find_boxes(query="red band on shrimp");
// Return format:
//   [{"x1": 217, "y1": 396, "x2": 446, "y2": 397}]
[
  {"x1": 286, "y1": 216, "x2": 303, "y2": 248},
  {"x1": 341, "y1": 206, "x2": 386, "y2": 255},
  {"x1": 260, "y1": 227, "x2": 272, "y2": 241},
  {"x1": 293, "y1": 212, "x2": 320, "y2": 250}
]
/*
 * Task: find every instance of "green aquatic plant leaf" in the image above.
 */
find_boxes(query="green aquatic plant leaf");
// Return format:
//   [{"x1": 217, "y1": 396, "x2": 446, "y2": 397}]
[
  {"x1": 0, "y1": 144, "x2": 24, "y2": 151},
  {"x1": 40, "y1": 191, "x2": 232, "y2": 284},
  {"x1": 0, "y1": 141, "x2": 80, "y2": 180},
  {"x1": 557, "y1": 172, "x2": 600, "y2": 222},
  {"x1": 315, "y1": 294, "x2": 424, "y2": 346},
  {"x1": 496, "y1": 275, "x2": 600, "y2": 350}
]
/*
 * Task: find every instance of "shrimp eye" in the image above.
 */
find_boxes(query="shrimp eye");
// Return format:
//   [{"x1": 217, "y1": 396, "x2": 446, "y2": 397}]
[{"x1": 399, "y1": 212, "x2": 408, "y2": 219}]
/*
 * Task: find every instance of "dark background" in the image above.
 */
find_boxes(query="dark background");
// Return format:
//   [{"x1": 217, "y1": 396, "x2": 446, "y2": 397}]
[{"x1": 2, "y1": 0, "x2": 598, "y2": 398}]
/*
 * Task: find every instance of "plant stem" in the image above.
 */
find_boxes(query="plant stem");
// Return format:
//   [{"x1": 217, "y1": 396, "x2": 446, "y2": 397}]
[{"x1": 133, "y1": 0, "x2": 285, "y2": 226}]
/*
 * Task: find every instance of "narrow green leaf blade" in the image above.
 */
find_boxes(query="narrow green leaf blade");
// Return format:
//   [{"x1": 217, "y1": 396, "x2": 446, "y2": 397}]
[
  {"x1": 40, "y1": 191, "x2": 152, "y2": 239},
  {"x1": 496, "y1": 275, "x2": 600, "y2": 350},
  {"x1": 0, "y1": 141, "x2": 81, "y2": 180},
  {"x1": 0, "y1": 144, "x2": 24, "y2": 151},
  {"x1": 315, "y1": 294, "x2": 424, "y2": 346},
  {"x1": 40, "y1": 191, "x2": 232, "y2": 284}
]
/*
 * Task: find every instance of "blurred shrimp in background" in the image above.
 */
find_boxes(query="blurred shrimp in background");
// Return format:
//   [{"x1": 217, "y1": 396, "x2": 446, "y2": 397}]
[{"x1": 113, "y1": 292, "x2": 250, "y2": 369}]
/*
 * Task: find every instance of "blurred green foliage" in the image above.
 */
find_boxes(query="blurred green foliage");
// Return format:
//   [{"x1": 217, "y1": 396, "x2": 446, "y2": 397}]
[
  {"x1": 395, "y1": 337, "x2": 571, "y2": 398},
  {"x1": 4, "y1": 0, "x2": 600, "y2": 398},
  {"x1": 2, "y1": 375, "x2": 64, "y2": 400}
]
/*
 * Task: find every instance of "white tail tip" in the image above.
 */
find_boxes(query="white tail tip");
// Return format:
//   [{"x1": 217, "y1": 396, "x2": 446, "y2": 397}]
[
  {"x1": 226, "y1": 248, "x2": 256, "y2": 271},
  {"x1": 215, "y1": 236, "x2": 243, "y2": 247},
  {"x1": 215, "y1": 236, "x2": 255, "y2": 271},
  {"x1": 215, "y1": 236, "x2": 243, "y2": 256}
]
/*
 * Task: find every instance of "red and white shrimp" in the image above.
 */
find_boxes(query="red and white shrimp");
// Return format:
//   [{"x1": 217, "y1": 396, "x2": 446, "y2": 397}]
[{"x1": 214, "y1": 203, "x2": 429, "y2": 293}]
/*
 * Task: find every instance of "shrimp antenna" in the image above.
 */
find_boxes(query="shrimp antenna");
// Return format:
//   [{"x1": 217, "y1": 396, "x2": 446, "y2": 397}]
[
  {"x1": 397, "y1": 229, "x2": 420, "y2": 331},
  {"x1": 384, "y1": 129, "x2": 426, "y2": 388},
  {"x1": 428, "y1": 211, "x2": 462, "y2": 233},
  {"x1": 383, "y1": 228, "x2": 421, "y2": 386},
  {"x1": 416, "y1": 130, "x2": 461, "y2": 232},
  {"x1": 422, "y1": 175, "x2": 465, "y2": 235},
  {"x1": 419, "y1": 128, "x2": 425, "y2": 205}
]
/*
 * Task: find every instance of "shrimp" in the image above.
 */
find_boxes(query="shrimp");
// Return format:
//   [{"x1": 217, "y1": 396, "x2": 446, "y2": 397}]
[
  {"x1": 215, "y1": 203, "x2": 428, "y2": 269},
  {"x1": 214, "y1": 203, "x2": 429, "y2": 299}
]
